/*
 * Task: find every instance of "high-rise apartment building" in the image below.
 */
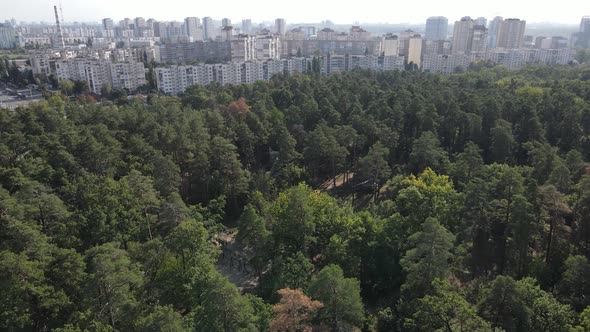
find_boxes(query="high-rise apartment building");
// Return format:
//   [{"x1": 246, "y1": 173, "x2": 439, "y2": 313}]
[
  {"x1": 380, "y1": 34, "x2": 399, "y2": 56},
  {"x1": 153, "y1": 21, "x2": 167, "y2": 38},
  {"x1": 203, "y1": 17, "x2": 213, "y2": 40},
  {"x1": 120, "y1": 18, "x2": 132, "y2": 29},
  {"x1": 102, "y1": 18, "x2": 114, "y2": 31},
  {"x1": 275, "y1": 18, "x2": 286, "y2": 36},
  {"x1": 475, "y1": 17, "x2": 487, "y2": 27},
  {"x1": 496, "y1": 18, "x2": 526, "y2": 49},
  {"x1": 230, "y1": 34, "x2": 256, "y2": 62},
  {"x1": 576, "y1": 16, "x2": 590, "y2": 48},
  {"x1": 146, "y1": 19, "x2": 156, "y2": 30},
  {"x1": 222, "y1": 18, "x2": 232, "y2": 28},
  {"x1": 255, "y1": 34, "x2": 281, "y2": 60},
  {"x1": 242, "y1": 19, "x2": 252, "y2": 34},
  {"x1": 452, "y1": 17, "x2": 474, "y2": 54},
  {"x1": 407, "y1": 35, "x2": 422, "y2": 67},
  {"x1": 349, "y1": 26, "x2": 371, "y2": 40},
  {"x1": 135, "y1": 17, "x2": 146, "y2": 29},
  {"x1": 0, "y1": 24, "x2": 17, "y2": 49},
  {"x1": 425, "y1": 16, "x2": 448, "y2": 41},
  {"x1": 487, "y1": 16, "x2": 503, "y2": 48},
  {"x1": 185, "y1": 17, "x2": 200, "y2": 38},
  {"x1": 102, "y1": 18, "x2": 114, "y2": 38},
  {"x1": 470, "y1": 25, "x2": 488, "y2": 53},
  {"x1": 55, "y1": 59, "x2": 146, "y2": 94}
]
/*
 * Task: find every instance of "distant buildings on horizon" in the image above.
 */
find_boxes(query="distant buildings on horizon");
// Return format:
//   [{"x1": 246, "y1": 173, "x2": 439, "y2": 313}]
[{"x1": 1, "y1": 14, "x2": 589, "y2": 96}]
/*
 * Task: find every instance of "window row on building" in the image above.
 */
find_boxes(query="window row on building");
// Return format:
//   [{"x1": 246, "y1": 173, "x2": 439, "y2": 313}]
[
  {"x1": 423, "y1": 48, "x2": 577, "y2": 73},
  {"x1": 156, "y1": 55, "x2": 406, "y2": 95},
  {"x1": 55, "y1": 59, "x2": 146, "y2": 94}
]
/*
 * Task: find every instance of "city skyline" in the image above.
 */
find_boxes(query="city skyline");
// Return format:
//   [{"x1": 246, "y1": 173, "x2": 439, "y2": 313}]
[{"x1": 1, "y1": 0, "x2": 589, "y2": 25}]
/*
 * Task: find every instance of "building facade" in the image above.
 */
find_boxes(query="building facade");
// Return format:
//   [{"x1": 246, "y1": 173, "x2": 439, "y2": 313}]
[
  {"x1": 275, "y1": 18, "x2": 286, "y2": 36},
  {"x1": 497, "y1": 18, "x2": 526, "y2": 49},
  {"x1": 55, "y1": 59, "x2": 146, "y2": 94},
  {"x1": 452, "y1": 17, "x2": 474, "y2": 54},
  {"x1": 425, "y1": 16, "x2": 448, "y2": 41}
]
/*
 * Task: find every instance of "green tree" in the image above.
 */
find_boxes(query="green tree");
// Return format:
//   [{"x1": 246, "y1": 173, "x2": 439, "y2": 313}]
[
  {"x1": 409, "y1": 131, "x2": 448, "y2": 173},
  {"x1": 573, "y1": 176, "x2": 590, "y2": 257},
  {"x1": 450, "y1": 141, "x2": 484, "y2": 189},
  {"x1": 556, "y1": 255, "x2": 590, "y2": 311},
  {"x1": 412, "y1": 278, "x2": 492, "y2": 332},
  {"x1": 358, "y1": 141, "x2": 391, "y2": 199},
  {"x1": 194, "y1": 273, "x2": 256, "y2": 332},
  {"x1": 478, "y1": 275, "x2": 529, "y2": 332},
  {"x1": 136, "y1": 305, "x2": 187, "y2": 331},
  {"x1": 517, "y1": 277, "x2": 574, "y2": 332},
  {"x1": 490, "y1": 119, "x2": 514, "y2": 163},
  {"x1": 59, "y1": 79, "x2": 74, "y2": 96},
  {"x1": 400, "y1": 218, "x2": 455, "y2": 298},
  {"x1": 304, "y1": 124, "x2": 348, "y2": 187},
  {"x1": 308, "y1": 264, "x2": 365, "y2": 331},
  {"x1": 84, "y1": 242, "x2": 143, "y2": 330}
]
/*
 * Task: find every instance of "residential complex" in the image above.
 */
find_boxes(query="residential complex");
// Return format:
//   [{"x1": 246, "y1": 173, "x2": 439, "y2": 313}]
[
  {"x1": 2, "y1": 13, "x2": 588, "y2": 96},
  {"x1": 55, "y1": 58, "x2": 146, "y2": 94},
  {"x1": 423, "y1": 48, "x2": 576, "y2": 73},
  {"x1": 155, "y1": 54, "x2": 405, "y2": 94}
]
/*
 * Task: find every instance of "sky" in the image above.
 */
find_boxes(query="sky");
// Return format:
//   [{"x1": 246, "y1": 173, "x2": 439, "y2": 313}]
[{"x1": 1, "y1": 0, "x2": 589, "y2": 25}]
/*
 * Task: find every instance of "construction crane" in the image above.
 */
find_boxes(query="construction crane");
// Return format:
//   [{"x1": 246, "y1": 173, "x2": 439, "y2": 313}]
[{"x1": 53, "y1": 5, "x2": 65, "y2": 49}]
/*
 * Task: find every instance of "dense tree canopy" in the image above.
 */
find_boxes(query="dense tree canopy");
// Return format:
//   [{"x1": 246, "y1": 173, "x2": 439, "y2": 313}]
[{"x1": 2, "y1": 65, "x2": 590, "y2": 330}]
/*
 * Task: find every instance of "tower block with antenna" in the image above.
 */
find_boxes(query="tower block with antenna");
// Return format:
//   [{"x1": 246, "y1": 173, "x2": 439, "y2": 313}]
[{"x1": 54, "y1": 5, "x2": 65, "y2": 49}]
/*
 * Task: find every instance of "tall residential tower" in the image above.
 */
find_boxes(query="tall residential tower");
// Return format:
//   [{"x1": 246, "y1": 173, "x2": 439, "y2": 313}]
[{"x1": 425, "y1": 16, "x2": 448, "y2": 41}]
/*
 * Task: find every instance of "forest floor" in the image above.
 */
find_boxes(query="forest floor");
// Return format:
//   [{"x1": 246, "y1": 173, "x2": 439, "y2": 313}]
[
  {"x1": 319, "y1": 172, "x2": 354, "y2": 190},
  {"x1": 215, "y1": 230, "x2": 259, "y2": 292}
]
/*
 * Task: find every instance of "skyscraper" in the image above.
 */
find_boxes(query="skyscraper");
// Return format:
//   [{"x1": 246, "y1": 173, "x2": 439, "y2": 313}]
[
  {"x1": 120, "y1": 18, "x2": 132, "y2": 29},
  {"x1": 0, "y1": 23, "x2": 17, "y2": 49},
  {"x1": 146, "y1": 19, "x2": 155, "y2": 30},
  {"x1": 102, "y1": 18, "x2": 114, "y2": 38},
  {"x1": 185, "y1": 17, "x2": 200, "y2": 38},
  {"x1": 275, "y1": 18, "x2": 286, "y2": 36},
  {"x1": 487, "y1": 16, "x2": 503, "y2": 48},
  {"x1": 452, "y1": 17, "x2": 474, "y2": 54},
  {"x1": 135, "y1": 17, "x2": 146, "y2": 29},
  {"x1": 497, "y1": 18, "x2": 526, "y2": 49},
  {"x1": 242, "y1": 19, "x2": 252, "y2": 34},
  {"x1": 574, "y1": 16, "x2": 590, "y2": 48},
  {"x1": 102, "y1": 18, "x2": 114, "y2": 31},
  {"x1": 425, "y1": 16, "x2": 448, "y2": 41},
  {"x1": 203, "y1": 17, "x2": 213, "y2": 40},
  {"x1": 475, "y1": 17, "x2": 487, "y2": 27},
  {"x1": 470, "y1": 25, "x2": 488, "y2": 53},
  {"x1": 222, "y1": 18, "x2": 232, "y2": 27}
]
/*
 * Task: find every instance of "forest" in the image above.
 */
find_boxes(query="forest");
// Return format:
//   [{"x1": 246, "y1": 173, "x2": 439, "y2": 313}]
[{"x1": 2, "y1": 64, "x2": 590, "y2": 331}]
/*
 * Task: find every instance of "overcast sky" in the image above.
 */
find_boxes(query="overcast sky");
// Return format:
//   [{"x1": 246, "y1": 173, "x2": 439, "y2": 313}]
[{"x1": 1, "y1": 0, "x2": 589, "y2": 25}]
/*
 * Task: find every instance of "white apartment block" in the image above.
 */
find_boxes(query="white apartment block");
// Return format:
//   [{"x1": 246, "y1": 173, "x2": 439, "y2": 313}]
[
  {"x1": 255, "y1": 35, "x2": 281, "y2": 60},
  {"x1": 422, "y1": 54, "x2": 471, "y2": 73},
  {"x1": 109, "y1": 62, "x2": 146, "y2": 90},
  {"x1": 321, "y1": 54, "x2": 405, "y2": 74},
  {"x1": 230, "y1": 35, "x2": 256, "y2": 62},
  {"x1": 31, "y1": 54, "x2": 51, "y2": 76},
  {"x1": 423, "y1": 48, "x2": 576, "y2": 73},
  {"x1": 55, "y1": 59, "x2": 146, "y2": 94},
  {"x1": 381, "y1": 35, "x2": 400, "y2": 56},
  {"x1": 156, "y1": 58, "x2": 311, "y2": 95}
]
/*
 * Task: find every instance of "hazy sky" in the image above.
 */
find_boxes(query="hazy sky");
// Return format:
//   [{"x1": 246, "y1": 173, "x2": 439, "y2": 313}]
[{"x1": 1, "y1": 0, "x2": 589, "y2": 25}]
